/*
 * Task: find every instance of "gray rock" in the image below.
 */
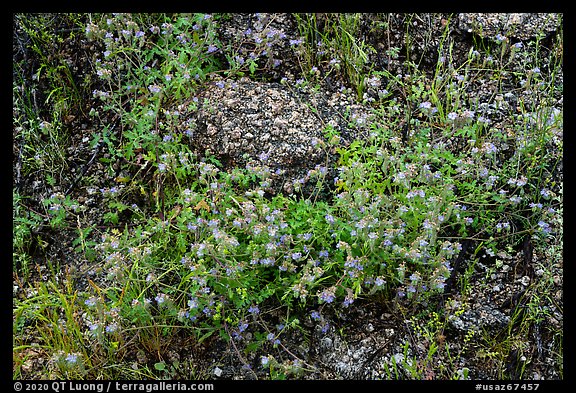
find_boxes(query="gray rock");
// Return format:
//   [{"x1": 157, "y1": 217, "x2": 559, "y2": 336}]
[
  {"x1": 448, "y1": 304, "x2": 510, "y2": 333},
  {"x1": 320, "y1": 337, "x2": 333, "y2": 350},
  {"x1": 184, "y1": 76, "x2": 370, "y2": 196},
  {"x1": 458, "y1": 13, "x2": 561, "y2": 41}
]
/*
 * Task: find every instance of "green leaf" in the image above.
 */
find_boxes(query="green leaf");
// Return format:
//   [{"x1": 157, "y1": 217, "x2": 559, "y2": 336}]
[
  {"x1": 198, "y1": 329, "x2": 215, "y2": 343},
  {"x1": 154, "y1": 362, "x2": 166, "y2": 371},
  {"x1": 46, "y1": 175, "x2": 56, "y2": 187},
  {"x1": 103, "y1": 212, "x2": 119, "y2": 225}
]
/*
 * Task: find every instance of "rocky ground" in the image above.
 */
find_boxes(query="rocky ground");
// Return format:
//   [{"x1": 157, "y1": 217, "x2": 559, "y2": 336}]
[{"x1": 13, "y1": 13, "x2": 562, "y2": 381}]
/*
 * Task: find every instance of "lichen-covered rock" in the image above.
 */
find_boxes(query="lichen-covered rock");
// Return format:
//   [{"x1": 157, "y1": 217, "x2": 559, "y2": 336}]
[
  {"x1": 184, "y1": 76, "x2": 371, "y2": 196},
  {"x1": 457, "y1": 13, "x2": 561, "y2": 41},
  {"x1": 447, "y1": 304, "x2": 511, "y2": 333}
]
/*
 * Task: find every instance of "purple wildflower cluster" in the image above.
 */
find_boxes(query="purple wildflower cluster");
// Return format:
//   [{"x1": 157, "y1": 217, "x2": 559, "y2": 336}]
[
  {"x1": 79, "y1": 14, "x2": 563, "y2": 374},
  {"x1": 225, "y1": 14, "x2": 293, "y2": 76}
]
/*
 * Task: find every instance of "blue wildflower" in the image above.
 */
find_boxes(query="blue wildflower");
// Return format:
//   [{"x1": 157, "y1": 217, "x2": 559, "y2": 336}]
[
  {"x1": 319, "y1": 288, "x2": 335, "y2": 303},
  {"x1": 291, "y1": 252, "x2": 302, "y2": 260},
  {"x1": 261, "y1": 356, "x2": 269, "y2": 366}
]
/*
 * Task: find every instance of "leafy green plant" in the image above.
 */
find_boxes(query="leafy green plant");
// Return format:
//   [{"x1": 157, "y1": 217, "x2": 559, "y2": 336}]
[
  {"x1": 13, "y1": 190, "x2": 43, "y2": 276},
  {"x1": 14, "y1": 274, "x2": 93, "y2": 379}
]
